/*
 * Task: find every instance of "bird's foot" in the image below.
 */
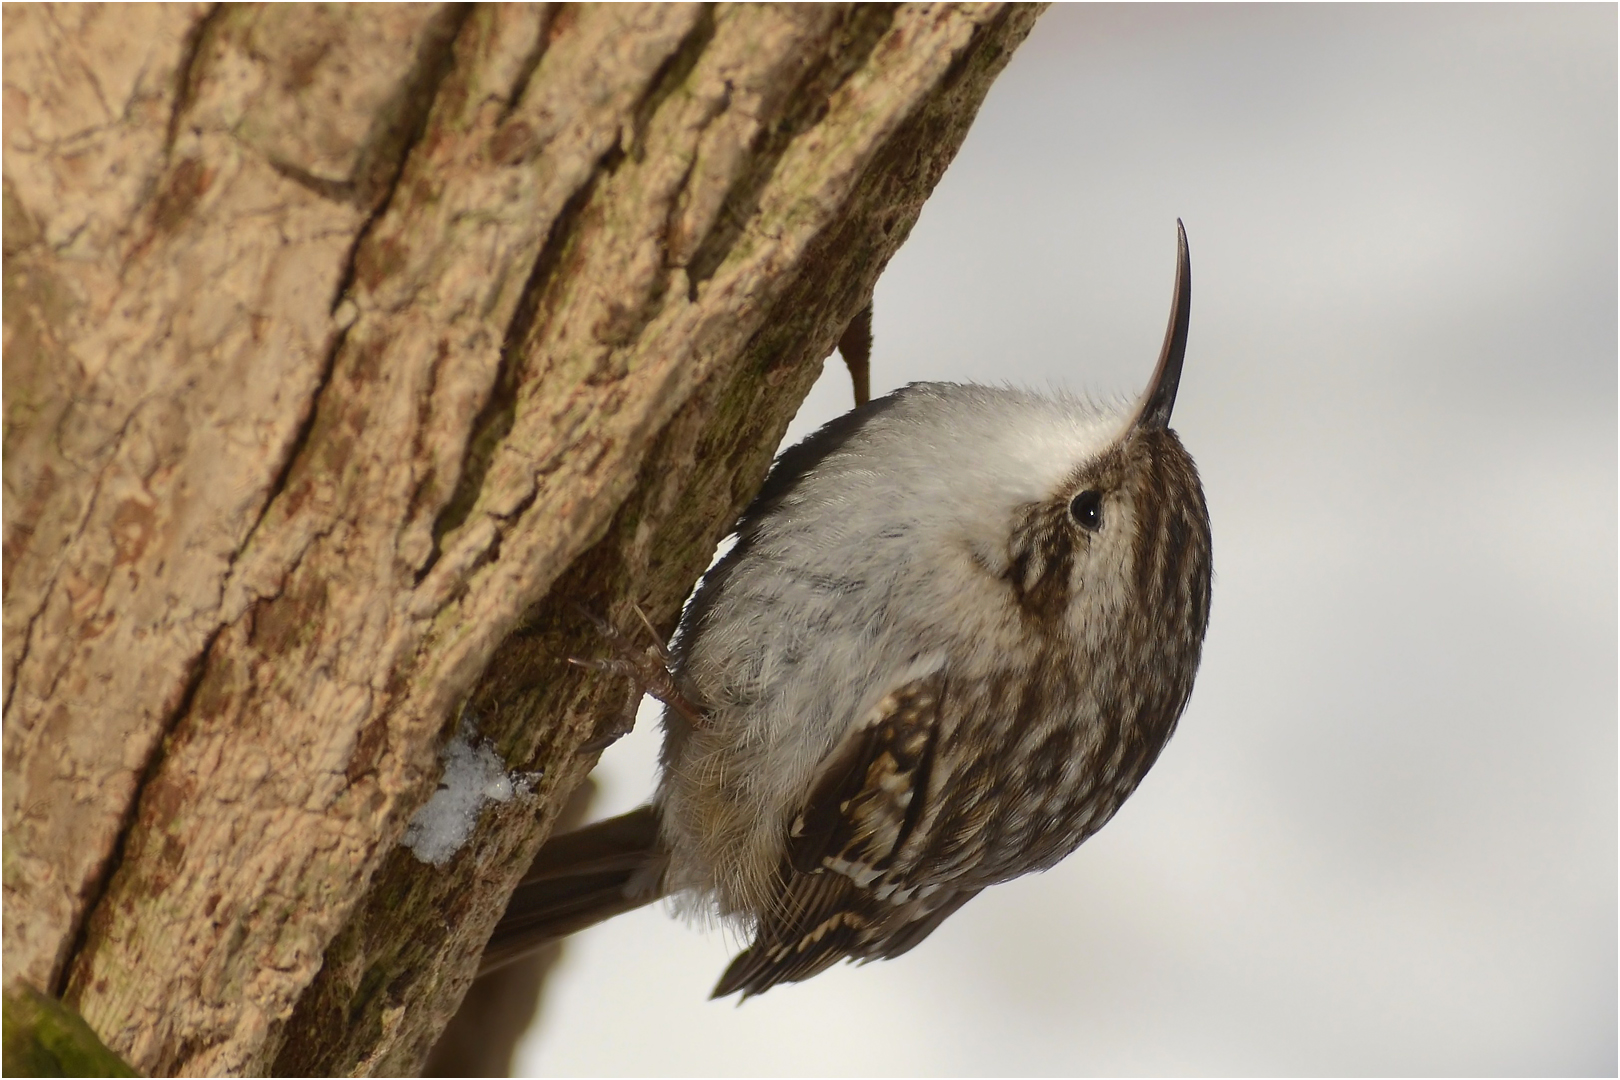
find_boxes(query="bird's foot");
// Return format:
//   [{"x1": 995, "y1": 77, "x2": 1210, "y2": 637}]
[{"x1": 569, "y1": 603, "x2": 706, "y2": 748}]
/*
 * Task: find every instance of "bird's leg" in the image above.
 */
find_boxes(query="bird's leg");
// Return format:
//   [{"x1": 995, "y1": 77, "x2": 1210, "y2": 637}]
[
  {"x1": 569, "y1": 604, "x2": 706, "y2": 750},
  {"x1": 838, "y1": 301, "x2": 873, "y2": 407}
]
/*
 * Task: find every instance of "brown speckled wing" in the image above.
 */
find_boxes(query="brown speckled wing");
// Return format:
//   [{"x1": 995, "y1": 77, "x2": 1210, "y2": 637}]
[
  {"x1": 787, "y1": 672, "x2": 943, "y2": 881},
  {"x1": 713, "y1": 672, "x2": 979, "y2": 998}
]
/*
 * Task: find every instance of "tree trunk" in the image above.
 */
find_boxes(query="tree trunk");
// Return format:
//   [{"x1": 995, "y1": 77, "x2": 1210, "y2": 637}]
[{"x1": 2, "y1": 3, "x2": 1041, "y2": 1075}]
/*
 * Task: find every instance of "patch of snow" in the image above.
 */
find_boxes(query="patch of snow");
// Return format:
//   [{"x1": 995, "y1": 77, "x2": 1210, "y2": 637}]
[{"x1": 402, "y1": 718, "x2": 535, "y2": 867}]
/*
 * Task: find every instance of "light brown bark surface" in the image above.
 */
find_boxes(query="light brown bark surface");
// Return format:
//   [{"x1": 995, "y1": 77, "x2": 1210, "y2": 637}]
[{"x1": 3, "y1": 4, "x2": 1041, "y2": 1075}]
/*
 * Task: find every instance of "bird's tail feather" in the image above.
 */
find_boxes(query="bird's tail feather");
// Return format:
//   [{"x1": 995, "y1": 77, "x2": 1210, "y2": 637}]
[{"x1": 480, "y1": 805, "x2": 667, "y2": 976}]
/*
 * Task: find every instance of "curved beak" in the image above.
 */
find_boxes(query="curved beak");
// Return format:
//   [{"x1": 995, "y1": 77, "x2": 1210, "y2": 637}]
[{"x1": 1132, "y1": 220, "x2": 1191, "y2": 433}]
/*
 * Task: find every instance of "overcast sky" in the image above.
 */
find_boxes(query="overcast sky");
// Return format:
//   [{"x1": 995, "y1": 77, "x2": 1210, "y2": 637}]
[{"x1": 517, "y1": 6, "x2": 1617, "y2": 1074}]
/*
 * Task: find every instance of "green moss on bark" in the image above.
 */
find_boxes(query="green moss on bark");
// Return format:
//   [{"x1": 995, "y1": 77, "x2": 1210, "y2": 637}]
[{"x1": 3, "y1": 985, "x2": 137, "y2": 1078}]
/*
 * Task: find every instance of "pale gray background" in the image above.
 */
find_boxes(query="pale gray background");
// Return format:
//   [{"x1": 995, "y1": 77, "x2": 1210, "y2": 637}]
[{"x1": 516, "y1": 5, "x2": 1617, "y2": 1074}]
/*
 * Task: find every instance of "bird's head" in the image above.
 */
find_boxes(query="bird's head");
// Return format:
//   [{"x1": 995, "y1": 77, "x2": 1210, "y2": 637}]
[{"x1": 970, "y1": 223, "x2": 1212, "y2": 672}]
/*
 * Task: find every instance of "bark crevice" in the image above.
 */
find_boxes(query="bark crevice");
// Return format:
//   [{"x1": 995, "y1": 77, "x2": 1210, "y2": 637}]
[
  {"x1": 685, "y1": 3, "x2": 898, "y2": 297},
  {"x1": 250, "y1": 5, "x2": 476, "y2": 554},
  {"x1": 628, "y1": 5, "x2": 719, "y2": 159},
  {"x1": 52, "y1": 622, "x2": 224, "y2": 997},
  {"x1": 496, "y1": 7, "x2": 557, "y2": 125},
  {"x1": 425, "y1": 147, "x2": 621, "y2": 570},
  {"x1": 162, "y1": 4, "x2": 226, "y2": 154},
  {"x1": 344, "y1": 5, "x2": 472, "y2": 213}
]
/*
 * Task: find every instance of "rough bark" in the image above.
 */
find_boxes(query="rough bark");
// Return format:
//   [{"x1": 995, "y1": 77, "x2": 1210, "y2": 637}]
[
  {"x1": 421, "y1": 778, "x2": 593, "y2": 1078},
  {"x1": 2, "y1": 3, "x2": 1041, "y2": 1075}
]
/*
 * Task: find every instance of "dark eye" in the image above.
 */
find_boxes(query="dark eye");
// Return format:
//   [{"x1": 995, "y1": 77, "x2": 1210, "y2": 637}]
[{"x1": 1069, "y1": 489, "x2": 1104, "y2": 530}]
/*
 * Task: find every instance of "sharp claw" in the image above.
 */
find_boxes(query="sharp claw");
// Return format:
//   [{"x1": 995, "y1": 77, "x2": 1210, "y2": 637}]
[
  {"x1": 630, "y1": 601, "x2": 662, "y2": 643},
  {"x1": 577, "y1": 728, "x2": 626, "y2": 755},
  {"x1": 569, "y1": 600, "x2": 621, "y2": 640}
]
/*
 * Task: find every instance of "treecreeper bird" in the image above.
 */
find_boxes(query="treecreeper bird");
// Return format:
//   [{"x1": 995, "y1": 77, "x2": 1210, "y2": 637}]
[{"x1": 484, "y1": 222, "x2": 1213, "y2": 998}]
